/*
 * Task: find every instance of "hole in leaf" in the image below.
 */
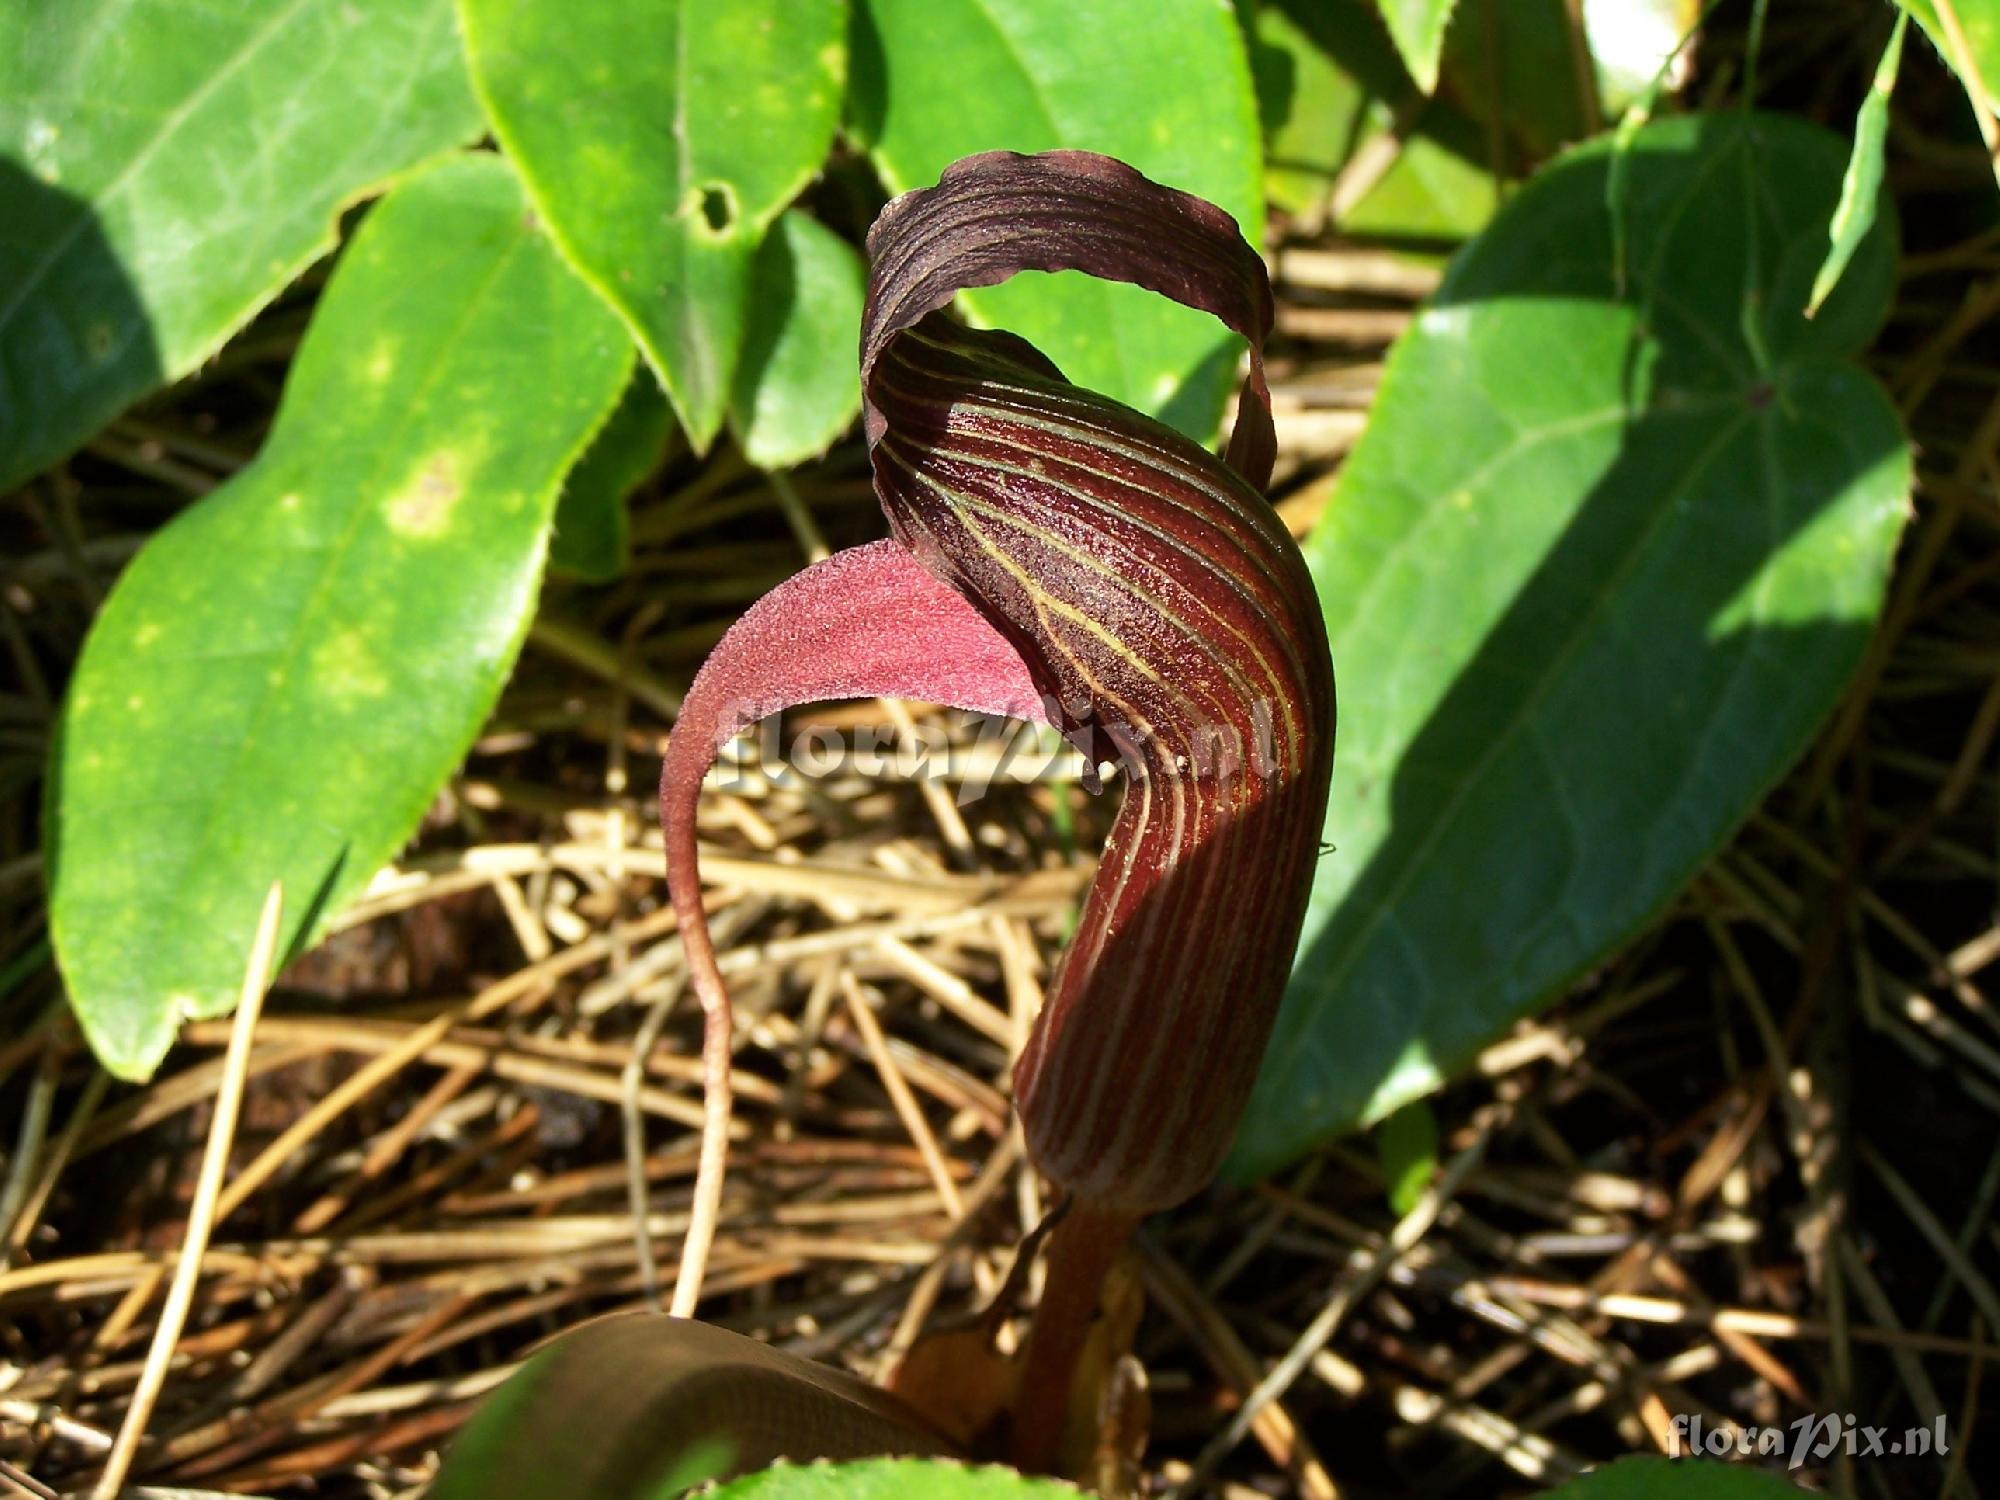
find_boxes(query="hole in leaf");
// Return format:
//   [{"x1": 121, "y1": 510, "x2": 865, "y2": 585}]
[{"x1": 698, "y1": 184, "x2": 735, "y2": 236}]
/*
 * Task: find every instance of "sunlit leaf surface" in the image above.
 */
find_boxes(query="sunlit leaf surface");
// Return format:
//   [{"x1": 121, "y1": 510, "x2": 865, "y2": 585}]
[
  {"x1": 1232, "y1": 114, "x2": 1908, "y2": 1177},
  {"x1": 50, "y1": 153, "x2": 631, "y2": 1077}
]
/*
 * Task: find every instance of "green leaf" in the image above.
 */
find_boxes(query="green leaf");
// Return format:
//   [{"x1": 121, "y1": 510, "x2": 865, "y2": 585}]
[
  {"x1": 1809, "y1": 10, "x2": 1906, "y2": 318},
  {"x1": 1229, "y1": 113, "x2": 1909, "y2": 1178},
  {"x1": 729, "y1": 210, "x2": 866, "y2": 470},
  {"x1": 712, "y1": 1460, "x2": 1077, "y2": 1500},
  {"x1": 851, "y1": 0, "x2": 1262, "y2": 440},
  {"x1": 459, "y1": 0, "x2": 847, "y2": 449},
  {"x1": 1375, "y1": 1099, "x2": 1438, "y2": 1216},
  {"x1": 48, "y1": 153, "x2": 631, "y2": 1079},
  {"x1": 1542, "y1": 1457, "x2": 1811, "y2": 1498},
  {"x1": 1376, "y1": 0, "x2": 1460, "y2": 93},
  {"x1": 1895, "y1": 0, "x2": 2000, "y2": 125},
  {"x1": 0, "y1": 0, "x2": 482, "y2": 492},
  {"x1": 553, "y1": 373, "x2": 675, "y2": 582}
]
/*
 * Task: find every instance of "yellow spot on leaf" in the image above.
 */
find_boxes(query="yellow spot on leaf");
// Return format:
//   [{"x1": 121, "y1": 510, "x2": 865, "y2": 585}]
[
  {"x1": 311, "y1": 629, "x2": 389, "y2": 701},
  {"x1": 387, "y1": 453, "x2": 462, "y2": 537}
]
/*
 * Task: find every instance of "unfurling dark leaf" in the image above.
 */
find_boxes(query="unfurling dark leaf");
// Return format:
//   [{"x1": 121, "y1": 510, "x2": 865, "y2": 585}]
[{"x1": 429, "y1": 1315, "x2": 955, "y2": 1499}]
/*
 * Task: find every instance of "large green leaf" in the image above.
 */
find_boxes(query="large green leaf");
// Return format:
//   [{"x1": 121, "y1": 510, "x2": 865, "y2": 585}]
[
  {"x1": 460, "y1": 0, "x2": 846, "y2": 449},
  {"x1": 0, "y1": 0, "x2": 481, "y2": 492},
  {"x1": 48, "y1": 153, "x2": 631, "y2": 1079},
  {"x1": 1229, "y1": 113, "x2": 1909, "y2": 1178},
  {"x1": 851, "y1": 0, "x2": 1262, "y2": 440}
]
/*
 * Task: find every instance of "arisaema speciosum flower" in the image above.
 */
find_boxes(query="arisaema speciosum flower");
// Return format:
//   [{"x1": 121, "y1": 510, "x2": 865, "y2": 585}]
[{"x1": 659, "y1": 153, "x2": 1335, "y2": 1356}]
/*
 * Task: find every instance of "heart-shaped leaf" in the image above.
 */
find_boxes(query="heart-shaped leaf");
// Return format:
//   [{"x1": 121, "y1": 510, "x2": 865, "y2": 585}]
[
  {"x1": 459, "y1": 0, "x2": 847, "y2": 448},
  {"x1": 0, "y1": 0, "x2": 483, "y2": 492},
  {"x1": 48, "y1": 152, "x2": 632, "y2": 1079},
  {"x1": 1229, "y1": 112, "x2": 1909, "y2": 1178},
  {"x1": 849, "y1": 0, "x2": 1262, "y2": 440}
]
